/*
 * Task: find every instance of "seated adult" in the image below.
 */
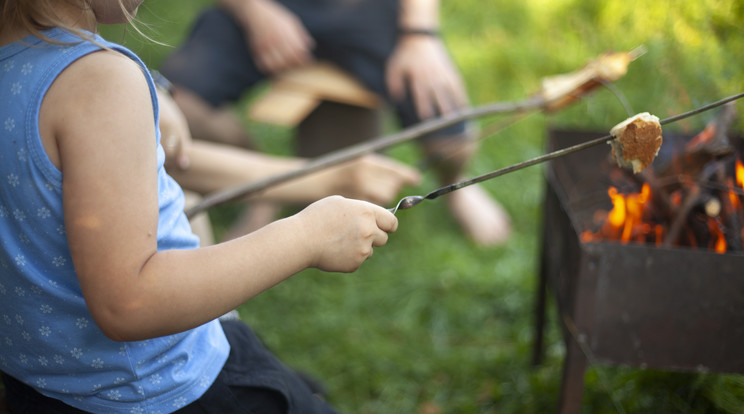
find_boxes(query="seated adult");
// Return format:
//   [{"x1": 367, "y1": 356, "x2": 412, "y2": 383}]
[{"x1": 160, "y1": 0, "x2": 511, "y2": 245}]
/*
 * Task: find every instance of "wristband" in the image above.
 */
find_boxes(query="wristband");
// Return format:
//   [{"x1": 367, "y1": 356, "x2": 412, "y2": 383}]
[{"x1": 398, "y1": 28, "x2": 440, "y2": 37}]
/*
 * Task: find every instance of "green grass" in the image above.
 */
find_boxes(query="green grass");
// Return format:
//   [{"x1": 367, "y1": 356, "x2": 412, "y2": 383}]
[{"x1": 101, "y1": 1, "x2": 744, "y2": 412}]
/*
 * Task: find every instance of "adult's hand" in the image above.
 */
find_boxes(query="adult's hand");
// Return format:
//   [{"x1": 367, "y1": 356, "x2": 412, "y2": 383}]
[
  {"x1": 323, "y1": 154, "x2": 421, "y2": 207},
  {"x1": 230, "y1": 0, "x2": 315, "y2": 74},
  {"x1": 386, "y1": 34, "x2": 469, "y2": 120}
]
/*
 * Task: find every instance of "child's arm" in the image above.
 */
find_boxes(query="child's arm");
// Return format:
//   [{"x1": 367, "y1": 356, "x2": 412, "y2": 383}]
[{"x1": 42, "y1": 50, "x2": 398, "y2": 342}]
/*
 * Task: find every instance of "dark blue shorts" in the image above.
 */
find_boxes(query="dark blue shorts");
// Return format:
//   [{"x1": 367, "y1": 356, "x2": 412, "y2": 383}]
[
  {"x1": 159, "y1": 1, "x2": 467, "y2": 138},
  {"x1": 1, "y1": 320, "x2": 338, "y2": 414}
]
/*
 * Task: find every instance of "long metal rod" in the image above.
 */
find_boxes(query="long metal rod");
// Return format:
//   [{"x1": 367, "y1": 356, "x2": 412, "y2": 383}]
[
  {"x1": 417, "y1": 92, "x2": 744, "y2": 202},
  {"x1": 187, "y1": 92, "x2": 744, "y2": 218},
  {"x1": 185, "y1": 96, "x2": 546, "y2": 218}
]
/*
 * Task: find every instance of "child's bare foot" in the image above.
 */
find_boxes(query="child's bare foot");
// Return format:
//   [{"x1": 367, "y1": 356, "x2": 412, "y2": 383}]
[{"x1": 446, "y1": 184, "x2": 511, "y2": 246}]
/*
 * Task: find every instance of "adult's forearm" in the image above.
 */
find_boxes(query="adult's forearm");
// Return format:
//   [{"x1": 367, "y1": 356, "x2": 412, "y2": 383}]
[
  {"x1": 216, "y1": 0, "x2": 263, "y2": 31},
  {"x1": 216, "y1": 0, "x2": 249, "y2": 15},
  {"x1": 398, "y1": 0, "x2": 440, "y2": 30},
  {"x1": 168, "y1": 139, "x2": 300, "y2": 195},
  {"x1": 167, "y1": 139, "x2": 338, "y2": 203},
  {"x1": 220, "y1": 0, "x2": 440, "y2": 31}
]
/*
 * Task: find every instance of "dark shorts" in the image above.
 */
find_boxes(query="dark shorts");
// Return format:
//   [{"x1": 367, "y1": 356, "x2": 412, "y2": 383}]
[
  {"x1": 159, "y1": 1, "x2": 466, "y2": 138},
  {"x1": 1, "y1": 320, "x2": 338, "y2": 414}
]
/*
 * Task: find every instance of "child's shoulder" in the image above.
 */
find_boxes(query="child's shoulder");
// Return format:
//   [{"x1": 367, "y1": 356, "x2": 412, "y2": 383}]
[
  {"x1": 49, "y1": 46, "x2": 152, "y2": 115},
  {"x1": 65, "y1": 47, "x2": 147, "y2": 88},
  {"x1": 41, "y1": 45, "x2": 154, "y2": 167}
]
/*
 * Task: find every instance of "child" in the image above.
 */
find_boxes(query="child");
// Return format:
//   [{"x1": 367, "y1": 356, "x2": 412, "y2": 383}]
[{"x1": 0, "y1": 0, "x2": 400, "y2": 412}]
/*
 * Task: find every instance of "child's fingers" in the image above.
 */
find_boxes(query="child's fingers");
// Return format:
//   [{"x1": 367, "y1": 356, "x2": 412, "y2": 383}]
[
  {"x1": 371, "y1": 228, "x2": 389, "y2": 248},
  {"x1": 374, "y1": 206, "x2": 399, "y2": 235}
]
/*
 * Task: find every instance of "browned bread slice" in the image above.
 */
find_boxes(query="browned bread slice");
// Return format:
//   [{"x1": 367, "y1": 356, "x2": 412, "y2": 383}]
[{"x1": 609, "y1": 112, "x2": 663, "y2": 173}]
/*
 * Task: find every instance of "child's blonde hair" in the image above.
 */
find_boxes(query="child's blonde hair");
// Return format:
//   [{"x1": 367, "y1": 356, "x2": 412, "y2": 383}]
[{"x1": 1, "y1": 0, "x2": 142, "y2": 44}]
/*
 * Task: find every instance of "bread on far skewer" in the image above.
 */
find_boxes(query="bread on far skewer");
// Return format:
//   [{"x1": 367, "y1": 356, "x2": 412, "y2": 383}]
[{"x1": 609, "y1": 112, "x2": 663, "y2": 173}]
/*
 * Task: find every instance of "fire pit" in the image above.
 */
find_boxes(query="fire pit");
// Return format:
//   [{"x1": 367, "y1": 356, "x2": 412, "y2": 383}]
[{"x1": 533, "y1": 127, "x2": 744, "y2": 414}]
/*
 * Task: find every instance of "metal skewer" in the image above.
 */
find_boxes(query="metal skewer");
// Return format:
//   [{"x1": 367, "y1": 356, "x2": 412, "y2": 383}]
[
  {"x1": 184, "y1": 96, "x2": 545, "y2": 218},
  {"x1": 389, "y1": 92, "x2": 744, "y2": 214},
  {"x1": 185, "y1": 49, "x2": 651, "y2": 218}
]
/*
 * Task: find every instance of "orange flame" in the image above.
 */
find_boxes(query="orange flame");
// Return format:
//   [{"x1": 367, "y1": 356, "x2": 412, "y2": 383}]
[
  {"x1": 582, "y1": 152, "x2": 744, "y2": 253},
  {"x1": 708, "y1": 218, "x2": 727, "y2": 254},
  {"x1": 582, "y1": 179, "x2": 742, "y2": 253},
  {"x1": 728, "y1": 178, "x2": 741, "y2": 211},
  {"x1": 583, "y1": 184, "x2": 654, "y2": 244},
  {"x1": 685, "y1": 124, "x2": 716, "y2": 150},
  {"x1": 607, "y1": 187, "x2": 626, "y2": 228}
]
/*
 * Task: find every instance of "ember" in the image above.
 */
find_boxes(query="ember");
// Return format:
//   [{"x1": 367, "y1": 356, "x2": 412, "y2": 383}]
[{"x1": 581, "y1": 105, "x2": 743, "y2": 253}]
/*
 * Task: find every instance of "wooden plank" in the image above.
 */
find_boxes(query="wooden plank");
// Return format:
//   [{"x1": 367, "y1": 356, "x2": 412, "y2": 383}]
[
  {"x1": 248, "y1": 87, "x2": 320, "y2": 126},
  {"x1": 248, "y1": 62, "x2": 380, "y2": 127},
  {"x1": 278, "y1": 62, "x2": 380, "y2": 108}
]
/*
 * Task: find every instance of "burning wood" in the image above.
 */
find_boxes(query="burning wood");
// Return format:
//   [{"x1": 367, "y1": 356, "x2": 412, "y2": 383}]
[{"x1": 581, "y1": 104, "x2": 743, "y2": 254}]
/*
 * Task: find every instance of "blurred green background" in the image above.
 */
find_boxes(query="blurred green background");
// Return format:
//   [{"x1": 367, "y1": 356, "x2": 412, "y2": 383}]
[{"x1": 102, "y1": 1, "x2": 743, "y2": 412}]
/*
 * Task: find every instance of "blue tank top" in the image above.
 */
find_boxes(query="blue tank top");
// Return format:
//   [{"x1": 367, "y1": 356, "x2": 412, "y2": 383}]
[{"x1": 0, "y1": 29, "x2": 229, "y2": 413}]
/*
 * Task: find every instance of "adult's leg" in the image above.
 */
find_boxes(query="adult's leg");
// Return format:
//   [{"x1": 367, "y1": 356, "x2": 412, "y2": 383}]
[
  {"x1": 417, "y1": 131, "x2": 512, "y2": 246},
  {"x1": 170, "y1": 87, "x2": 253, "y2": 150},
  {"x1": 160, "y1": 7, "x2": 266, "y2": 150},
  {"x1": 161, "y1": 7, "x2": 278, "y2": 238}
]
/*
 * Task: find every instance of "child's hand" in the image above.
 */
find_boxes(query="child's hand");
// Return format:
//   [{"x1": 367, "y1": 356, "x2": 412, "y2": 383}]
[{"x1": 295, "y1": 196, "x2": 399, "y2": 273}]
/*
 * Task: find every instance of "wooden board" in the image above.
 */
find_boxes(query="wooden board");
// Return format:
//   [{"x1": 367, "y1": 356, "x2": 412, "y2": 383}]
[{"x1": 248, "y1": 61, "x2": 380, "y2": 126}]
